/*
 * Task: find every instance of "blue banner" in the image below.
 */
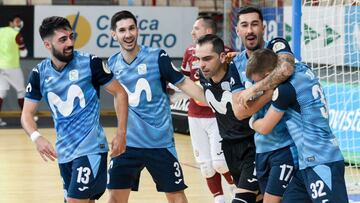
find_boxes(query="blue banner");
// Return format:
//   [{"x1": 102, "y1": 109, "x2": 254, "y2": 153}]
[{"x1": 323, "y1": 82, "x2": 360, "y2": 163}]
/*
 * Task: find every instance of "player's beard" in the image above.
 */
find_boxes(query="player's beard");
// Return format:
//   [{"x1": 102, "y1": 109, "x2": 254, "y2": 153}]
[
  {"x1": 52, "y1": 46, "x2": 74, "y2": 63},
  {"x1": 246, "y1": 43, "x2": 262, "y2": 52}
]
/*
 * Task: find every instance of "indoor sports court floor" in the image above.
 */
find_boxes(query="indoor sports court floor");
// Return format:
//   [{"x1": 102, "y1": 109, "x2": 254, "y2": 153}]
[
  {"x1": 0, "y1": 126, "x2": 234, "y2": 203},
  {"x1": 1, "y1": 119, "x2": 360, "y2": 202}
]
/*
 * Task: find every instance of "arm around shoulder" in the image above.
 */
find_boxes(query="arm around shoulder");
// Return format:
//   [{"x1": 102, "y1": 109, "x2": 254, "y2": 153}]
[
  {"x1": 176, "y1": 77, "x2": 206, "y2": 104},
  {"x1": 252, "y1": 53, "x2": 294, "y2": 93}
]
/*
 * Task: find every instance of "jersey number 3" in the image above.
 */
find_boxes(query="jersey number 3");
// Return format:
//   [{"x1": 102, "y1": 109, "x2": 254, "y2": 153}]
[{"x1": 312, "y1": 84, "x2": 329, "y2": 119}]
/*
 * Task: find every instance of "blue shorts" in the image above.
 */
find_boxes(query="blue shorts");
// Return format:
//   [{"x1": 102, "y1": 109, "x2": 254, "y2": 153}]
[
  {"x1": 107, "y1": 146, "x2": 187, "y2": 192},
  {"x1": 283, "y1": 160, "x2": 348, "y2": 203},
  {"x1": 256, "y1": 145, "x2": 297, "y2": 196},
  {"x1": 59, "y1": 153, "x2": 107, "y2": 200}
]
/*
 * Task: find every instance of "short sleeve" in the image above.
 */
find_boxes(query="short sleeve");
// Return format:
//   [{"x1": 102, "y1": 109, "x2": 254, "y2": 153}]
[
  {"x1": 90, "y1": 55, "x2": 114, "y2": 87},
  {"x1": 267, "y1": 37, "x2": 293, "y2": 55},
  {"x1": 25, "y1": 67, "x2": 42, "y2": 102},
  {"x1": 229, "y1": 62, "x2": 245, "y2": 93},
  {"x1": 271, "y1": 82, "x2": 296, "y2": 112},
  {"x1": 158, "y1": 49, "x2": 185, "y2": 85}
]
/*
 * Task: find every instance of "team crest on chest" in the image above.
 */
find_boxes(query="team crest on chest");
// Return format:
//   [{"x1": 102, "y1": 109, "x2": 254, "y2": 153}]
[
  {"x1": 137, "y1": 64, "x2": 147, "y2": 75},
  {"x1": 221, "y1": 81, "x2": 231, "y2": 91},
  {"x1": 69, "y1": 70, "x2": 79, "y2": 81}
]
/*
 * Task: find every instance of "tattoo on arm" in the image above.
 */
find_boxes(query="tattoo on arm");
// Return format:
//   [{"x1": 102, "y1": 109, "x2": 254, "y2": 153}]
[{"x1": 253, "y1": 53, "x2": 295, "y2": 92}]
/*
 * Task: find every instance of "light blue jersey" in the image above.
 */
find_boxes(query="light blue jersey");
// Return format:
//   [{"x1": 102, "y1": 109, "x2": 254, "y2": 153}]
[
  {"x1": 231, "y1": 38, "x2": 295, "y2": 153},
  {"x1": 272, "y1": 63, "x2": 344, "y2": 169},
  {"x1": 108, "y1": 46, "x2": 185, "y2": 149},
  {"x1": 25, "y1": 51, "x2": 112, "y2": 163},
  {"x1": 254, "y1": 104, "x2": 294, "y2": 153}
]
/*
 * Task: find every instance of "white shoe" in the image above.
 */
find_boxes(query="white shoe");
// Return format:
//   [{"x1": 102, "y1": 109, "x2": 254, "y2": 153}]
[
  {"x1": 0, "y1": 118, "x2": 7, "y2": 127},
  {"x1": 214, "y1": 195, "x2": 225, "y2": 203}
]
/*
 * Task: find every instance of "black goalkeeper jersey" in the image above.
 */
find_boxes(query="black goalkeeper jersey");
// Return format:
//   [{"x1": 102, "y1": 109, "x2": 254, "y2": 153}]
[{"x1": 199, "y1": 62, "x2": 254, "y2": 140}]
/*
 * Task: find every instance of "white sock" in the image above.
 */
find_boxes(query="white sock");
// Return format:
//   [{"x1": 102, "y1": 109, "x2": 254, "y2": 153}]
[{"x1": 214, "y1": 195, "x2": 225, "y2": 203}]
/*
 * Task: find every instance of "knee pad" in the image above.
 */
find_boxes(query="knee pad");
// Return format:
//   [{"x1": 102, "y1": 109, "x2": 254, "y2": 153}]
[
  {"x1": 212, "y1": 160, "x2": 229, "y2": 174},
  {"x1": 17, "y1": 89, "x2": 25, "y2": 98},
  {"x1": 232, "y1": 192, "x2": 256, "y2": 203},
  {"x1": 199, "y1": 162, "x2": 216, "y2": 178},
  {"x1": 0, "y1": 90, "x2": 7, "y2": 98}
]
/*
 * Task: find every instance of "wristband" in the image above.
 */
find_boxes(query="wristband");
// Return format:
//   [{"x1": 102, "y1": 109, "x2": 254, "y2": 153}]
[{"x1": 30, "y1": 131, "x2": 42, "y2": 142}]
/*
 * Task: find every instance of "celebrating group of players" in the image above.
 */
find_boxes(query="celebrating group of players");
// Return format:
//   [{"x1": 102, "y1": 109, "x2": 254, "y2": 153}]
[{"x1": 20, "y1": 6, "x2": 348, "y2": 203}]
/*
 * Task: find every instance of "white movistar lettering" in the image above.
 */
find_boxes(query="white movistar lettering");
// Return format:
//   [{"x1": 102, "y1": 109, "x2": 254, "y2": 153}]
[
  {"x1": 47, "y1": 84, "x2": 86, "y2": 118},
  {"x1": 329, "y1": 109, "x2": 360, "y2": 132},
  {"x1": 205, "y1": 90, "x2": 232, "y2": 114},
  {"x1": 122, "y1": 78, "x2": 152, "y2": 107}
]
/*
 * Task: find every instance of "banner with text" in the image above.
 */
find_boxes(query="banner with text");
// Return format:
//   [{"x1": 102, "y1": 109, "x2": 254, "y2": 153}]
[
  {"x1": 34, "y1": 6, "x2": 197, "y2": 58},
  {"x1": 323, "y1": 83, "x2": 360, "y2": 163}
]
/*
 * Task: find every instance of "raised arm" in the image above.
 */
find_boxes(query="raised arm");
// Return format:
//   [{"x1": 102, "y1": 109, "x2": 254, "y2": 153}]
[
  {"x1": 237, "y1": 37, "x2": 295, "y2": 108},
  {"x1": 237, "y1": 53, "x2": 294, "y2": 108},
  {"x1": 176, "y1": 77, "x2": 206, "y2": 104},
  {"x1": 250, "y1": 53, "x2": 294, "y2": 93}
]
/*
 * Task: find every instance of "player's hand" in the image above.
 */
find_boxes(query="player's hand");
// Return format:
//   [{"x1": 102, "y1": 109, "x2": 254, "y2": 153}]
[
  {"x1": 34, "y1": 136, "x2": 57, "y2": 162},
  {"x1": 225, "y1": 52, "x2": 237, "y2": 63},
  {"x1": 237, "y1": 87, "x2": 257, "y2": 109},
  {"x1": 166, "y1": 87, "x2": 176, "y2": 96},
  {"x1": 110, "y1": 133, "x2": 126, "y2": 158}
]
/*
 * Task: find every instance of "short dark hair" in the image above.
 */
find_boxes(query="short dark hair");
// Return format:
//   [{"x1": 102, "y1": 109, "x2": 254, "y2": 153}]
[
  {"x1": 237, "y1": 6, "x2": 263, "y2": 22},
  {"x1": 196, "y1": 15, "x2": 217, "y2": 34},
  {"x1": 8, "y1": 14, "x2": 21, "y2": 23},
  {"x1": 39, "y1": 16, "x2": 72, "y2": 40},
  {"x1": 196, "y1": 34, "x2": 224, "y2": 55},
  {"x1": 111, "y1": 10, "x2": 137, "y2": 31},
  {"x1": 246, "y1": 48, "x2": 278, "y2": 78}
]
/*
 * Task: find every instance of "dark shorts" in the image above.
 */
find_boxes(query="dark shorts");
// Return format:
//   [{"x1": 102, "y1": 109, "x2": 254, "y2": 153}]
[
  {"x1": 59, "y1": 153, "x2": 107, "y2": 200},
  {"x1": 283, "y1": 160, "x2": 348, "y2": 203},
  {"x1": 222, "y1": 137, "x2": 258, "y2": 191},
  {"x1": 256, "y1": 145, "x2": 298, "y2": 196},
  {"x1": 107, "y1": 146, "x2": 187, "y2": 192}
]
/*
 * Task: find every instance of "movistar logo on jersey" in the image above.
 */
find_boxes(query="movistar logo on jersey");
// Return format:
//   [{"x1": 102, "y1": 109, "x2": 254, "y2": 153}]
[
  {"x1": 122, "y1": 78, "x2": 152, "y2": 107},
  {"x1": 205, "y1": 89, "x2": 232, "y2": 114},
  {"x1": 48, "y1": 84, "x2": 86, "y2": 118}
]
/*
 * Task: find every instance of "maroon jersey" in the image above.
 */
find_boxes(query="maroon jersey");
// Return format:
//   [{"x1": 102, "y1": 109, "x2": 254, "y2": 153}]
[{"x1": 181, "y1": 45, "x2": 234, "y2": 118}]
